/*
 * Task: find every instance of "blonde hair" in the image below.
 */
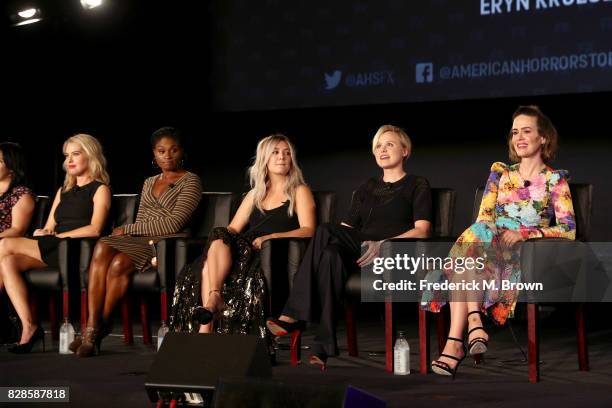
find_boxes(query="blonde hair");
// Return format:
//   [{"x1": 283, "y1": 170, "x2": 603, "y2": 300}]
[
  {"x1": 62, "y1": 133, "x2": 110, "y2": 191},
  {"x1": 248, "y1": 134, "x2": 306, "y2": 216},
  {"x1": 371, "y1": 124, "x2": 412, "y2": 161}
]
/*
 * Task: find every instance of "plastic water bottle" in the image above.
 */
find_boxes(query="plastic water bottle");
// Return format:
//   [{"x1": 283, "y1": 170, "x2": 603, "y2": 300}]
[
  {"x1": 59, "y1": 318, "x2": 75, "y2": 354},
  {"x1": 157, "y1": 320, "x2": 169, "y2": 351},
  {"x1": 393, "y1": 331, "x2": 410, "y2": 375}
]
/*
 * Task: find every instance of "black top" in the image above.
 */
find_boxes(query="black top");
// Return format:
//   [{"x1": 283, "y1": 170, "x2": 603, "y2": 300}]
[
  {"x1": 343, "y1": 175, "x2": 432, "y2": 241},
  {"x1": 54, "y1": 181, "x2": 104, "y2": 234},
  {"x1": 247, "y1": 201, "x2": 300, "y2": 235}
]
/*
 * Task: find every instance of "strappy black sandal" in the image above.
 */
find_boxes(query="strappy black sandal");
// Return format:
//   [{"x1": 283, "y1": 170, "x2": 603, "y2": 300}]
[
  {"x1": 467, "y1": 310, "x2": 489, "y2": 355},
  {"x1": 431, "y1": 337, "x2": 466, "y2": 379}
]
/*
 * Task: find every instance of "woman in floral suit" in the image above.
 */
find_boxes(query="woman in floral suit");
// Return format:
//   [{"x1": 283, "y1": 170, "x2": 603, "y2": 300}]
[{"x1": 421, "y1": 105, "x2": 576, "y2": 378}]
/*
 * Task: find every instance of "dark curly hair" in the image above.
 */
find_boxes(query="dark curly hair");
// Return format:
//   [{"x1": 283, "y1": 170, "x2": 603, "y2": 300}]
[
  {"x1": 0, "y1": 142, "x2": 30, "y2": 195},
  {"x1": 151, "y1": 127, "x2": 183, "y2": 148}
]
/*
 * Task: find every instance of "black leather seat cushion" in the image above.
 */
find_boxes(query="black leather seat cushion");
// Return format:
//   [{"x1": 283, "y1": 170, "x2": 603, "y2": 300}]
[{"x1": 24, "y1": 268, "x2": 62, "y2": 291}]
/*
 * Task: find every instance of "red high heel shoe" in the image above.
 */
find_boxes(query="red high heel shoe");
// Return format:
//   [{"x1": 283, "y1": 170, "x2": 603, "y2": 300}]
[{"x1": 266, "y1": 318, "x2": 306, "y2": 366}]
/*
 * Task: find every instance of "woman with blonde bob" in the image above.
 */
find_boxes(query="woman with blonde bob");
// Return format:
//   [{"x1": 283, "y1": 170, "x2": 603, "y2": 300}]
[
  {"x1": 267, "y1": 125, "x2": 432, "y2": 369},
  {"x1": 0, "y1": 133, "x2": 111, "y2": 353},
  {"x1": 170, "y1": 134, "x2": 316, "y2": 344}
]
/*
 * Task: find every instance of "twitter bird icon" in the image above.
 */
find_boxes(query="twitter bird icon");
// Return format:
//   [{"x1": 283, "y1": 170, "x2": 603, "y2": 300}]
[{"x1": 324, "y1": 70, "x2": 342, "y2": 90}]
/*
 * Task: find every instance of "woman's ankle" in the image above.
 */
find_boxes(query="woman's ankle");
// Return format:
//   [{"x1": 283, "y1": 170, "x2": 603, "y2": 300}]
[{"x1": 279, "y1": 315, "x2": 297, "y2": 324}]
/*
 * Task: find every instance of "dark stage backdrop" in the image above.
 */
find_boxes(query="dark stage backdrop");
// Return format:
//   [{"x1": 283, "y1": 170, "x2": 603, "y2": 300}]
[
  {"x1": 3, "y1": 2, "x2": 611, "y2": 240},
  {"x1": 210, "y1": 0, "x2": 612, "y2": 110},
  {"x1": 5, "y1": 92, "x2": 612, "y2": 241}
]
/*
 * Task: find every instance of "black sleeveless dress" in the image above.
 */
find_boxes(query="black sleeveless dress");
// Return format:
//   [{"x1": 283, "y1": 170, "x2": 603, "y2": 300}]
[
  {"x1": 35, "y1": 181, "x2": 104, "y2": 268},
  {"x1": 169, "y1": 201, "x2": 299, "y2": 343}
]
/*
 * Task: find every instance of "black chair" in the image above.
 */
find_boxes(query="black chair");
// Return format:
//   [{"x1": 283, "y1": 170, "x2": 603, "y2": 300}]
[
  {"x1": 78, "y1": 194, "x2": 139, "y2": 334},
  {"x1": 26, "y1": 195, "x2": 51, "y2": 236},
  {"x1": 472, "y1": 183, "x2": 592, "y2": 383},
  {"x1": 22, "y1": 195, "x2": 73, "y2": 339},
  {"x1": 122, "y1": 192, "x2": 237, "y2": 344},
  {"x1": 343, "y1": 188, "x2": 457, "y2": 373},
  {"x1": 259, "y1": 191, "x2": 337, "y2": 366}
]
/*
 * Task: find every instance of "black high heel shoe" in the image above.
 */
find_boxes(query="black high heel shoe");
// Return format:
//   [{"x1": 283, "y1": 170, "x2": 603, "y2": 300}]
[
  {"x1": 192, "y1": 290, "x2": 226, "y2": 327},
  {"x1": 467, "y1": 311, "x2": 489, "y2": 355},
  {"x1": 265, "y1": 317, "x2": 306, "y2": 337},
  {"x1": 431, "y1": 337, "x2": 466, "y2": 379},
  {"x1": 8, "y1": 326, "x2": 45, "y2": 354},
  {"x1": 266, "y1": 318, "x2": 307, "y2": 366}
]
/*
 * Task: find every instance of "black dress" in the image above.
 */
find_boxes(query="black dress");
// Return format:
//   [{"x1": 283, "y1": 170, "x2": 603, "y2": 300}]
[
  {"x1": 170, "y1": 201, "x2": 300, "y2": 342},
  {"x1": 282, "y1": 175, "x2": 432, "y2": 356},
  {"x1": 35, "y1": 181, "x2": 104, "y2": 268}
]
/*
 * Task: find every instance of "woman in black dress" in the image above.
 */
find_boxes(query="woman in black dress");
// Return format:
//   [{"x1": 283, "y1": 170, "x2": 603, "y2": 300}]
[
  {"x1": 170, "y1": 134, "x2": 316, "y2": 345},
  {"x1": 0, "y1": 134, "x2": 111, "y2": 353},
  {"x1": 266, "y1": 125, "x2": 432, "y2": 368}
]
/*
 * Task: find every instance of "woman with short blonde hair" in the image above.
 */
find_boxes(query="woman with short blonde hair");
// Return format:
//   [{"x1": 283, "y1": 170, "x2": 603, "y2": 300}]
[
  {"x1": 0, "y1": 134, "x2": 111, "y2": 354},
  {"x1": 267, "y1": 124, "x2": 432, "y2": 369},
  {"x1": 62, "y1": 134, "x2": 110, "y2": 191}
]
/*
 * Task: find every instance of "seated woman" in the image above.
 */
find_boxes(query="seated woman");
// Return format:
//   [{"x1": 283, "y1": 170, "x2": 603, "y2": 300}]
[
  {"x1": 0, "y1": 142, "x2": 35, "y2": 240},
  {"x1": 74, "y1": 127, "x2": 202, "y2": 357},
  {"x1": 421, "y1": 105, "x2": 576, "y2": 378},
  {"x1": 170, "y1": 134, "x2": 316, "y2": 348},
  {"x1": 0, "y1": 142, "x2": 36, "y2": 343},
  {"x1": 267, "y1": 125, "x2": 432, "y2": 368},
  {"x1": 0, "y1": 134, "x2": 111, "y2": 353}
]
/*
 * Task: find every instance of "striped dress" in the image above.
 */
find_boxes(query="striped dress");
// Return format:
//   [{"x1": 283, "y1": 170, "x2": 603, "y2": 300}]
[{"x1": 100, "y1": 171, "x2": 202, "y2": 271}]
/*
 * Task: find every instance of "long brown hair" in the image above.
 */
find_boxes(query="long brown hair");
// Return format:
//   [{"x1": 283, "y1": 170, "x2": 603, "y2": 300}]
[{"x1": 508, "y1": 105, "x2": 558, "y2": 163}]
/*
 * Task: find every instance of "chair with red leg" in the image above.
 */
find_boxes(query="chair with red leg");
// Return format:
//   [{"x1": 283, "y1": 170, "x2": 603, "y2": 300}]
[
  {"x1": 126, "y1": 192, "x2": 237, "y2": 345},
  {"x1": 343, "y1": 187, "x2": 457, "y2": 373},
  {"x1": 259, "y1": 191, "x2": 337, "y2": 366},
  {"x1": 22, "y1": 195, "x2": 80, "y2": 341},
  {"x1": 471, "y1": 183, "x2": 592, "y2": 382},
  {"x1": 78, "y1": 194, "x2": 139, "y2": 341}
]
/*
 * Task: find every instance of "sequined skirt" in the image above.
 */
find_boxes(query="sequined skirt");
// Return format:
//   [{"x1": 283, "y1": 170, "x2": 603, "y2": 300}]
[{"x1": 169, "y1": 227, "x2": 269, "y2": 343}]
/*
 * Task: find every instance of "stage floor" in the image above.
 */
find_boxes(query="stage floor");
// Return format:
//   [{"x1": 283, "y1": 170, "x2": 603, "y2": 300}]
[{"x1": 2, "y1": 317, "x2": 612, "y2": 408}]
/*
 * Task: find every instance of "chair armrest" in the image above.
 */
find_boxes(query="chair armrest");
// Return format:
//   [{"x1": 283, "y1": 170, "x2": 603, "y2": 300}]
[
  {"x1": 79, "y1": 238, "x2": 99, "y2": 290},
  {"x1": 57, "y1": 238, "x2": 85, "y2": 293},
  {"x1": 524, "y1": 237, "x2": 574, "y2": 242},
  {"x1": 154, "y1": 238, "x2": 180, "y2": 291},
  {"x1": 380, "y1": 236, "x2": 456, "y2": 259},
  {"x1": 260, "y1": 237, "x2": 311, "y2": 312},
  {"x1": 174, "y1": 237, "x2": 208, "y2": 277},
  {"x1": 56, "y1": 239, "x2": 70, "y2": 291}
]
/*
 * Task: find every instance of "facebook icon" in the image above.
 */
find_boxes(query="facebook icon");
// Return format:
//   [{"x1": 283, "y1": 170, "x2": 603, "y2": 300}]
[{"x1": 415, "y1": 63, "x2": 433, "y2": 83}]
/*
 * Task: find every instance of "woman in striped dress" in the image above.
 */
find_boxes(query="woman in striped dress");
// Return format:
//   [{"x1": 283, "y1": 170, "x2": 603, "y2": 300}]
[{"x1": 74, "y1": 127, "x2": 202, "y2": 357}]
